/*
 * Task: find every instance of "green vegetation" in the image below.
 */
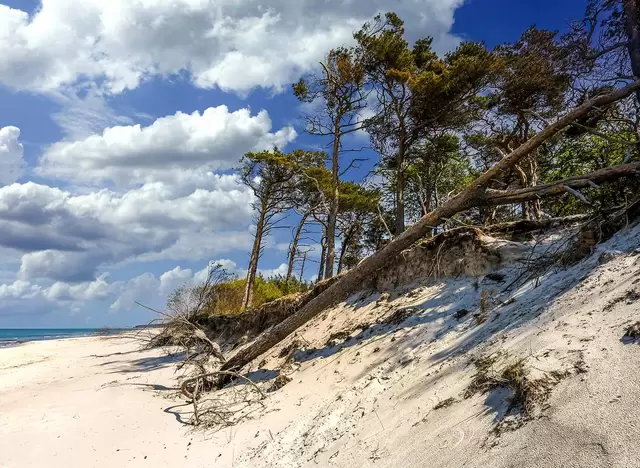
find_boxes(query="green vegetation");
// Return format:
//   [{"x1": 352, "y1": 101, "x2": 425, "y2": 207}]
[{"x1": 191, "y1": 274, "x2": 310, "y2": 318}]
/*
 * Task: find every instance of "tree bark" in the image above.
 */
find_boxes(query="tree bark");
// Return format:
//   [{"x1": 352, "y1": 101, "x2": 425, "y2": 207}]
[
  {"x1": 241, "y1": 208, "x2": 266, "y2": 311},
  {"x1": 286, "y1": 211, "x2": 311, "y2": 284},
  {"x1": 324, "y1": 131, "x2": 341, "y2": 280},
  {"x1": 529, "y1": 157, "x2": 542, "y2": 219},
  {"x1": 317, "y1": 237, "x2": 326, "y2": 283},
  {"x1": 395, "y1": 135, "x2": 407, "y2": 235},
  {"x1": 299, "y1": 251, "x2": 308, "y2": 283},
  {"x1": 337, "y1": 226, "x2": 357, "y2": 274},
  {"x1": 513, "y1": 164, "x2": 530, "y2": 220},
  {"x1": 623, "y1": 0, "x2": 640, "y2": 102},
  {"x1": 221, "y1": 80, "x2": 640, "y2": 374}
]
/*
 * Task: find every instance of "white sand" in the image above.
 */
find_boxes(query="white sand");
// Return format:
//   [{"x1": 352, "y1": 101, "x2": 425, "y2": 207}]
[
  {"x1": 0, "y1": 334, "x2": 235, "y2": 467},
  {"x1": 3, "y1": 225, "x2": 640, "y2": 467}
]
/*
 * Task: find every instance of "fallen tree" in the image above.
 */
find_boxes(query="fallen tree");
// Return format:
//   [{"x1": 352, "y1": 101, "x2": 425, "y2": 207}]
[{"x1": 219, "y1": 80, "x2": 640, "y2": 375}]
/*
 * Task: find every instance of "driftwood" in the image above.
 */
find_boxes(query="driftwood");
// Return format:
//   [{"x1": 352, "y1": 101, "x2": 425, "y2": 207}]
[{"x1": 219, "y1": 80, "x2": 640, "y2": 376}]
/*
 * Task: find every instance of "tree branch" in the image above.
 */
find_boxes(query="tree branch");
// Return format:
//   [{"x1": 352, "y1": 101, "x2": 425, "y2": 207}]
[{"x1": 479, "y1": 162, "x2": 640, "y2": 207}]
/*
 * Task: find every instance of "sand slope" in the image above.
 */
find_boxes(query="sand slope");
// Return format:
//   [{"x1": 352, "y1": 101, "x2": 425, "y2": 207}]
[{"x1": 3, "y1": 225, "x2": 640, "y2": 467}]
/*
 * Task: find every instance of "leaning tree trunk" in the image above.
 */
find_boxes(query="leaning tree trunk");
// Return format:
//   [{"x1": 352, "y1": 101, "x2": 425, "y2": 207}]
[
  {"x1": 480, "y1": 161, "x2": 640, "y2": 206},
  {"x1": 286, "y1": 211, "x2": 311, "y2": 284},
  {"x1": 241, "y1": 209, "x2": 266, "y2": 311},
  {"x1": 395, "y1": 137, "x2": 407, "y2": 235},
  {"x1": 337, "y1": 226, "x2": 357, "y2": 274},
  {"x1": 220, "y1": 81, "x2": 640, "y2": 374},
  {"x1": 316, "y1": 237, "x2": 327, "y2": 283}
]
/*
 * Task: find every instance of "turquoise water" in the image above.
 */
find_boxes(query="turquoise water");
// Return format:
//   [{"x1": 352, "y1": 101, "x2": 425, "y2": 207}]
[{"x1": 0, "y1": 328, "x2": 122, "y2": 346}]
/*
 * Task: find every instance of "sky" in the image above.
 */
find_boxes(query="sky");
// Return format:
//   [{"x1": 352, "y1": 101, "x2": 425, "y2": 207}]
[{"x1": 0, "y1": 0, "x2": 587, "y2": 328}]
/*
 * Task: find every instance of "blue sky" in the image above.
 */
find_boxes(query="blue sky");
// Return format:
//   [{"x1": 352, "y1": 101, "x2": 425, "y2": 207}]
[{"x1": 0, "y1": 0, "x2": 586, "y2": 328}]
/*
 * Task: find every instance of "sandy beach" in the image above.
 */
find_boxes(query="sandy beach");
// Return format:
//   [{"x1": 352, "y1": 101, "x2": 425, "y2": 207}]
[
  {"x1": 0, "y1": 333, "x2": 233, "y2": 468},
  {"x1": 3, "y1": 226, "x2": 640, "y2": 468}
]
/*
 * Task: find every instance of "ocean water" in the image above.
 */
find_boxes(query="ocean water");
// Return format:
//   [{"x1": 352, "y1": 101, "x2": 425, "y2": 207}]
[{"x1": 0, "y1": 328, "x2": 119, "y2": 346}]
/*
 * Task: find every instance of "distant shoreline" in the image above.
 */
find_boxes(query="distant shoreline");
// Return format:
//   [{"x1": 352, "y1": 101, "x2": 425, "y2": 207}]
[{"x1": 0, "y1": 328, "x2": 136, "y2": 347}]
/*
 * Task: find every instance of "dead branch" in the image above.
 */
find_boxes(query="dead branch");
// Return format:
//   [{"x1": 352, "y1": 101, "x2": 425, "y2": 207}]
[
  {"x1": 180, "y1": 370, "x2": 267, "y2": 429},
  {"x1": 181, "y1": 370, "x2": 266, "y2": 400}
]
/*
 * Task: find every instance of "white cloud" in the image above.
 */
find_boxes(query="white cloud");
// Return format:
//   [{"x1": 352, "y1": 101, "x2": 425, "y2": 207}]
[
  {"x1": 39, "y1": 105, "x2": 296, "y2": 185},
  {"x1": 0, "y1": 178, "x2": 254, "y2": 282},
  {"x1": 258, "y1": 263, "x2": 288, "y2": 278},
  {"x1": 108, "y1": 273, "x2": 160, "y2": 313},
  {"x1": 158, "y1": 266, "x2": 194, "y2": 296},
  {"x1": 0, "y1": 280, "x2": 41, "y2": 300},
  {"x1": 0, "y1": 126, "x2": 25, "y2": 186},
  {"x1": 0, "y1": 255, "x2": 298, "y2": 320},
  {"x1": 45, "y1": 273, "x2": 111, "y2": 302},
  {"x1": 0, "y1": 0, "x2": 463, "y2": 95}
]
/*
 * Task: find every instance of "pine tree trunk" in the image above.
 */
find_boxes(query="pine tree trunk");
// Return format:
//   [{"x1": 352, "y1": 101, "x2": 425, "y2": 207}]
[
  {"x1": 299, "y1": 252, "x2": 307, "y2": 283},
  {"x1": 530, "y1": 157, "x2": 542, "y2": 219},
  {"x1": 337, "y1": 227, "x2": 355, "y2": 274},
  {"x1": 241, "y1": 209, "x2": 266, "y2": 311},
  {"x1": 317, "y1": 238, "x2": 326, "y2": 283},
  {"x1": 395, "y1": 175, "x2": 406, "y2": 235},
  {"x1": 220, "y1": 81, "x2": 640, "y2": 375},
  {"x1": 324, "y1": 133, "x2": 341, "y2": 279},
  {"x1": 286, "y1": 211, "x2": 311, "y2": 284},
  {"x1": 395, "y1": 137, "x2": 407, "y2": 234}
]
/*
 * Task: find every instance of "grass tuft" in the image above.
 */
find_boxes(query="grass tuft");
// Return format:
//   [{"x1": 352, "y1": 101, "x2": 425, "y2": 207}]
[{"x1": 465, "y1": 353, "x2": 557, "y2": 418}]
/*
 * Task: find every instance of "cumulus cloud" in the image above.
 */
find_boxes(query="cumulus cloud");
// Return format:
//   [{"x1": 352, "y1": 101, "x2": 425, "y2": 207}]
[
  {"x1": 0, "y1": 179, "x2": 254, "y2": 282},
  {"x1": 108, "y1": 273, "x2": 161, "y2": 313},
  {"x1": 0, "y1": 280, "x2": 41, "y2": 300},
  {"x1": 0, "y1": 255, "x2": 299, "y2": 322},
  {"x1": 45, "y1": 273, "x2": 111, "y2": 302},
  {"x1": 0, "y1": 126, "x2": 25, "y2": 186},
  {"x1": 1, "y1": 104, "x2": 293, "y2": 283},
  {"x1": 39, "y1": 106, "x2": 296, "y2": 185},
  {"x1": 0, "y1": 0, "x2": 463, "y2": 95}
]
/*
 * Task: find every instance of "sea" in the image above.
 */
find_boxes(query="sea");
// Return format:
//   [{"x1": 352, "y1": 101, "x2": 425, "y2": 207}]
[{"x1": 0, "y1": 328, "x2": 127, "y2": 347}]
